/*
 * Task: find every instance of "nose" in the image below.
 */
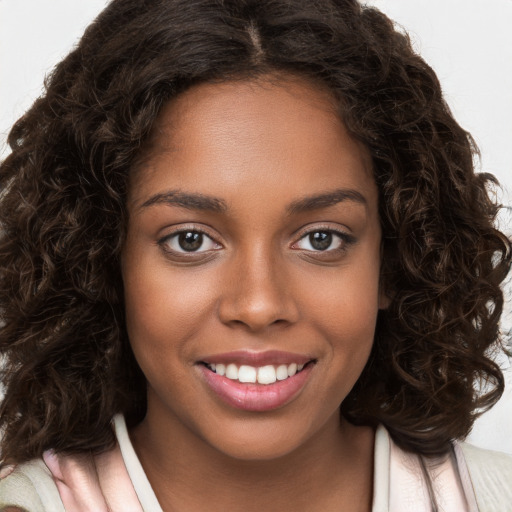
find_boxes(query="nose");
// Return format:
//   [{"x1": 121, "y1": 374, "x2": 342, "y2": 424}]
[{"x1": 217, "y1": 246, "x2": 299, "y2": 332}]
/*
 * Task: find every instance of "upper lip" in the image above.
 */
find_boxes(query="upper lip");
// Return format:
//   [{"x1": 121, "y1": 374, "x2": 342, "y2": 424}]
[{"x1": 199, "y1": 350, "x2": 315, "y2": 367}]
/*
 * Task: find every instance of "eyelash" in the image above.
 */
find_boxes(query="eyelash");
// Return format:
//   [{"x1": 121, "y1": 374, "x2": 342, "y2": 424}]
[
  {"x1": 157, "y1": 225, "x2": 356, "y2": 257},
  {"x1": 292, "y1": 226, "x2": 356, "y2": 255},
  {"x1": 157, "y1": 227, "x2": 221, "y2": 256}
]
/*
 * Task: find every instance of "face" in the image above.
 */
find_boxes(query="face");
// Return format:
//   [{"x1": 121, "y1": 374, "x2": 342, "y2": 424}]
[{"x1": 122, "y1": 76, "x2": 386, "y2": 461}]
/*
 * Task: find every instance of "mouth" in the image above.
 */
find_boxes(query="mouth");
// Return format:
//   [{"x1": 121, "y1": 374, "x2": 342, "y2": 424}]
[
  {"x1": 197, "y1": 351, "x2": 316, "y2": 412},
  {"x1": 201, "y1": 361, "x2": 311, "y2": 385}
]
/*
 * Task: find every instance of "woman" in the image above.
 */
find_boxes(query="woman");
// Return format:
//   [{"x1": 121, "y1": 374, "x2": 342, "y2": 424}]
[{"x1": 1, "y1": 0, "x2": 511, "y2": 510}]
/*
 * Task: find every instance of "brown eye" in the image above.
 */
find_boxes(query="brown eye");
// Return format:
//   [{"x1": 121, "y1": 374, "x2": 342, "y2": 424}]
[
  {"x1": 296, "y1": 230, "x2": 341, "y2": 252},
  {"x1": 178, "y1": 232, "x2": 203, "y2": 251},
  {"x1": 294, "y1": 228, "x2": 355, "y2": 254},
  {"x1": 309, "y1": 231, "x2": 332, "y2": 251},
  {"x1": 160, "y1": 230, "x2": 220, "y2": 254}
]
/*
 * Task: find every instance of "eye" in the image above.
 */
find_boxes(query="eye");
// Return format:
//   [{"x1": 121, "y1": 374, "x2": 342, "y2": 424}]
[
  {"x1": 159, "y1": 230, "x2": 221, "y2": 254},
  {"x1": 294, "y1": 229, "x2": 353, "y2": 252}
]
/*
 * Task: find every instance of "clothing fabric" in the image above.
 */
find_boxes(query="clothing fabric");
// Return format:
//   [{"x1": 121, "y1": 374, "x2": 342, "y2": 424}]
[{"x1": 1, "y1": 415, "x2": 512, "y2": 511}]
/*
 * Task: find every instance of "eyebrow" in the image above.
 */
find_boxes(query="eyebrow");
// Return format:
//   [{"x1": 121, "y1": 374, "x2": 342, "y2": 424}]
[
  {"x1": 285, "y1": 188, "x2": 368, "y2": 215},
  {"x1": 139, "y1": 187, "x2": 367, "y2": 214},
  {"x1": 140, "y1": 190, "x2": 228, "y2": 213}
]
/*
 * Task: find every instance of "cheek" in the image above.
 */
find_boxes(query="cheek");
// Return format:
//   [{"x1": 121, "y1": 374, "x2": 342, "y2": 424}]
[
  {"x1": 300, "y1": 256, "x2": 381, "y2": 378},
  {"x1": 305, "y1": 251, "x2": 381, "y2": 325},
  {"x1": 122, "y1": 255, "x2": 218, "y2": 366}
]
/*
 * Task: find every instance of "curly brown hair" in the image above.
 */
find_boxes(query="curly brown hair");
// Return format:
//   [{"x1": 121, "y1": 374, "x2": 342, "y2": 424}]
[{"x1": 0, "y1": 0, "x2": 510, "y2": 464}]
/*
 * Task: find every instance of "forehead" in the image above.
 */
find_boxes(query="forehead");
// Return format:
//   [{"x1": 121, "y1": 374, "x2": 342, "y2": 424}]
[{"x1": 129, "y1": 75, "x2": 377, "y2": 213}]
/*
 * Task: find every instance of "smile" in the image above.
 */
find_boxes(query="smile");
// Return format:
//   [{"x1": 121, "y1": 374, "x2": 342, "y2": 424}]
[
  {"x1": 198, "y1": 351, "x2": 316, "y2": 412},
  {"x1": 205, "y1": 362, "x2": 306, "y2": 384}
]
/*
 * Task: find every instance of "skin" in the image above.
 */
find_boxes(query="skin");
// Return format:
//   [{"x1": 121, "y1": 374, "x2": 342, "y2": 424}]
[{"x1": 122, "y1": 75, "x2": 387, "y2": 511}]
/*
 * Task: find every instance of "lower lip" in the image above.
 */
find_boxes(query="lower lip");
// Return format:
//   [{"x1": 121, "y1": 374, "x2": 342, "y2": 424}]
[{"x1": 199, "y1": 364, "x2": 314, "y2": 412}]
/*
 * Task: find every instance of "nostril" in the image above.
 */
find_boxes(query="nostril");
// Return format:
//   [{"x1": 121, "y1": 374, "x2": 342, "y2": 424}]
[{"x1": 217, "y1": 275, "x2": 300, "y2": 330}]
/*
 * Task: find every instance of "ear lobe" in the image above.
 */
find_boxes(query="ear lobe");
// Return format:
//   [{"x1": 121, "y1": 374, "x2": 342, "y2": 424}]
[
  {"x1": 378, "y1": 273, "x2": 391, "y2": 309},
  {"x1": 378, "y1": 288, "x2": 391, "y2": 310}
]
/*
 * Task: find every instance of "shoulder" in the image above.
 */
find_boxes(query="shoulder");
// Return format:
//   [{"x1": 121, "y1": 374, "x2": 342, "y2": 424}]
[
  {"x1": 458, "y1": 440, "x2": 512, "y2": 475},
  {"x1": 455, "y1": 441, "x2": 512, "y2": 510},
  {"x1": 0, "y1": 458, "x2": 65, "y2": 512}
]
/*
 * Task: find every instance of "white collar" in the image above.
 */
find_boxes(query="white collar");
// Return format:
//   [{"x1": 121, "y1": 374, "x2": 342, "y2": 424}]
[{"x1": 113, "y1": 415, "x2": 475, "y2": 512}]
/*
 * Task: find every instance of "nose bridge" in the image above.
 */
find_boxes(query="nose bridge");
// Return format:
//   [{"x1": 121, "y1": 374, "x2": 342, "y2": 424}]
[{"x1": 218, "y1": 239, "x2": 297, "y2": 331}]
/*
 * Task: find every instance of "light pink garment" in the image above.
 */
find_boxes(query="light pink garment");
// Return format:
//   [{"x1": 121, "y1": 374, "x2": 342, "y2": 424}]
[
  {"x1": 43, "y1": 444, "x2": 142, "y2": 512},
  {"x1": 40, "y1": 417, "x2": 473, "y2": 511},
  {"x1": 388, "y1": 437, "x2": 473, "y2": 512}
]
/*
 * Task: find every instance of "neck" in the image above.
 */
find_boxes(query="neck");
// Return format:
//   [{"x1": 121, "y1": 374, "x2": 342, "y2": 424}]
[{"x1": 130, "y1": 409, "x2": 375, "y2": 512}]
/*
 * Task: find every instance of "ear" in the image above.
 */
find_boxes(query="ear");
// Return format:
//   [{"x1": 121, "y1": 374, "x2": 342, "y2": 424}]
[{"x1": 378, "y1": 286, "x2": 391, "y2": 310}]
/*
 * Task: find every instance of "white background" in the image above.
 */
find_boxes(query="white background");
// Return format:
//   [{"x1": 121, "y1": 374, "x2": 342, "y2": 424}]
[{"x1": 1, "y1": 0, "x2": 511, "y2": 452}]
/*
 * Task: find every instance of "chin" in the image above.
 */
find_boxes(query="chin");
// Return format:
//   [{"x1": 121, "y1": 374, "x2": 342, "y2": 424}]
[
  {"x1": 194, "y1": 411, "x2": 335, "y2": 462},
  {"x1": 209, "y1": 434, "x2": 306, "y2": 461}
]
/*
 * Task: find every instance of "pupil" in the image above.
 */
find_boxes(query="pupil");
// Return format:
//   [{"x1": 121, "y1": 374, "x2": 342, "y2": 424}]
[
  {"x1": 178, "y1": 232, "x2": 202, "y2": 251},
  {"x1": 310, "y1": 231, "x2": 332, "y2": 251}
]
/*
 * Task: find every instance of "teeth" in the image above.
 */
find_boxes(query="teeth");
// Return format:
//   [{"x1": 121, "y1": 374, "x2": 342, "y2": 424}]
[
  {"x1": 257, "y1": 365, "x2": 277, "y2": 384},
  {"x1": 238, "y1": 365, "x2": 257, "y2": 383},
  {"x1": 226, "y1": 363, "x2": 238, "y2": 380},
  {"x1": 287, "y1": 363, "x2": 297, "y2": 377},
  {"x1": 276, "y1": 364, "x2": 288, "y2": 380},
  {"x1": 206, "y1": 361, "x2": 308, "y2": 384}
]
